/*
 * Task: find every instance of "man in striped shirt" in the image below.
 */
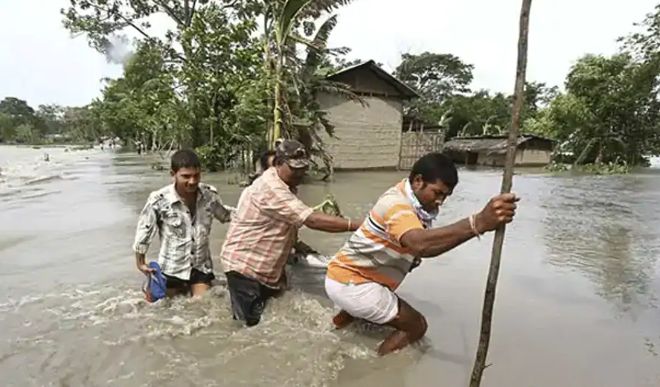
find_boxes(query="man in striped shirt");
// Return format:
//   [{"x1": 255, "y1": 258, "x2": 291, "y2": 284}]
[
  {"x1": 220, "y1": 139, "x2": 362, "y2": 326},
  {"x1": 325, "y1": 153, "x2": 519, "y2": 355}
]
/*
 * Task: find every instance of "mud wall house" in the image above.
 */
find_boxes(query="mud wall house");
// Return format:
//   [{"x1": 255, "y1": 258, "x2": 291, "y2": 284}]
[
  {"x1": 443, "y1": 134, "x2": 555, "y2": 167},
  {"x1": 316, "y1": 60, "x2": 419, "y2": 169}
]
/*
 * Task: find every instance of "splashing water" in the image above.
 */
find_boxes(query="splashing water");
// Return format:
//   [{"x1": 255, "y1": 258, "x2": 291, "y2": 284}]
[{"x1": 0, "y1": 282, "x2": 384, "y2": 386}]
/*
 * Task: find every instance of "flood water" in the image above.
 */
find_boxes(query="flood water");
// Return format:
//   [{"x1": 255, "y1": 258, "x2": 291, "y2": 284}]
[{"x1": 1, "y1": 145, "x2": 659, "y2": 387}]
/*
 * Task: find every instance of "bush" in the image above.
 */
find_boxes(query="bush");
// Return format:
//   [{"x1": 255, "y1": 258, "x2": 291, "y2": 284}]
[
  {"x1": 545, "y1": 161, "x2": 631, "y2": 175},
  {"x1": 14, "y1": 124, "x2": 35, "y2": 144},
  {"x1": 544, "y1": 162, "x2": 570, "y2": 172},
  {"x1": 195, "y1": 144, "x2": 222, "y2": 172},
  {"x1": 578, "y1": 162, "x2": 630, "y2": 175}
]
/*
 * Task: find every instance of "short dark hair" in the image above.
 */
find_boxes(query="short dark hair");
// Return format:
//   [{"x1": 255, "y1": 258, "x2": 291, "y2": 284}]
[
  {"x1": 272, "y1": 154, "x2": 286, "y2": 167},
  {"x1": 409, "y1": 152, "x2": 458, "y2": 188},
  {"x1": 171, "y1": 149, "x2": 201, "y2": 172},
  {"x1": 259, "y1": 150, "x2": 276, "y2": 171}
]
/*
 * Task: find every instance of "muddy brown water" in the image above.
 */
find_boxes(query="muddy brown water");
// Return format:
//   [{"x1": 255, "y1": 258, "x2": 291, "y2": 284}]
[{"x1": 1, "y1": 145, "x2": 659, "y2": 386}]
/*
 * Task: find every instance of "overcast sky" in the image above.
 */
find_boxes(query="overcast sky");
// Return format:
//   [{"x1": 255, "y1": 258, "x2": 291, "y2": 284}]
[{"x1": 0, "y1": 0, "x2": 656, "y2": 107}]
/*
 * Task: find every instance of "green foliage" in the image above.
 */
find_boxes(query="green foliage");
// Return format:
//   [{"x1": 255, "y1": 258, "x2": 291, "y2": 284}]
[
  {"x1": 620, "y1": 3, "x2": 660, "y2": 62},
  {"x1": 90, "y1": 43, "x2": 182, "y2": 147},
  {"x1": 61, "y1": 0, "x2": 354, "y2": 173},
  {"x1": 395, "y1": 52, "x2": 475, "y2": 129},
  {"x1": 262, "y1": 0, "x2": 361, "y2": 173},
  {"x1": 578, "y1": 162, "x2": 631, "y2": 175},
  {"x1": 287, "y1": 13, "x2": 362, "y2": 166},
  {"x1": 276, "y1": 0, "x2": 314, "y2": 44},
  {"x1": 14, "y1": 123, "x2": 36, "y2": 144},
  {"x1": 544, "y1": 162, "x2": 570, "y2": 172},
  {"x1": 61, "y1": 0, "x2": 265, "y2": 158},
  {"x1": 37, "y1": 104, "x2": 65, "y2": 134},
  {"x1": 0, "y1": 95, "x2": 103, "y2": 144},
  {"x1": 395, "y1": 52, "x2": 474, "y2": 104},
  {"x1": 312, "y1": 194, "x2": 342, "y2": 216},
  {"x1": 0, "y1": 97, "x2": 36, "y2": 123},
  {"x1": 532, "y1": 6, "x2": 660, "y2": 167},
  {"x1": 63, "y1": 105, "x2": 99, "y2": 142},
  {"x1": 0, "y1": 97, "x2": 50, "y2": 143},
  {"x1": 50, "y1": 0, "x2": 658, "y2": 173},
  {"x1": 531, "y1": 53, "x2": 660, "y2": 165},
  {"x1": 544, "y1": 162, "x2": 631, "y2": 175},
  {"x1": 393, "y1": 52, "x2": 557, "y2": 140},
  {"x1": 392, "y1": 43, "x2": 658, "y2": 170},
  {"x1": 194, "y1": 144, "x2": 223, "y2": 172},
  {"x1": 445, "y1": 91, "x2": 511, "y2": 137},
  {"x1": 521, "y1": 81, "x2": 559, "y2": 121},
  {"x1": 0, "y1": 112, "x2": 15, "y2": 142}
]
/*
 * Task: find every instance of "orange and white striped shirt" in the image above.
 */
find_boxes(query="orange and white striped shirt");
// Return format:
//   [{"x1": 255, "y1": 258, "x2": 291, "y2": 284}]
[{"x1": 327, "y1": 180, "x2": 424, "y2": 290}]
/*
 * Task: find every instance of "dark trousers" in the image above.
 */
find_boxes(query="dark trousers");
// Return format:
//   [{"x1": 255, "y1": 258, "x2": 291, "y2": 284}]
[{"x1": 225, "y1": 271, "x2": 281, "y2": 326}]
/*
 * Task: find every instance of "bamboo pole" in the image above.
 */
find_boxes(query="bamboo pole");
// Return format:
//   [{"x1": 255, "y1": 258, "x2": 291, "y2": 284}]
[{"x1": 469, "y1": 1, "x2": 533, "y2": 386}]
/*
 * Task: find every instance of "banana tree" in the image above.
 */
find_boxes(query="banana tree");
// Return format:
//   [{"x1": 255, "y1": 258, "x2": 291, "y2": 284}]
[
  {"x1": 265, "y1": 0, "x2": 356, "y2": 149},
  {"x1": 268, "y1": 0, "x2": 315, "y2": 149},
  {"x1": 289, "y1": 14, "x2": 362, "y2": 177}
]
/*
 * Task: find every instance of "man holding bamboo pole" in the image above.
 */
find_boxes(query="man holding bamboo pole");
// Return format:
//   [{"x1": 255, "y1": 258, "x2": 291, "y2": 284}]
[{"x1": 324, "y1": 152, "x2": 519, "y2": 355}]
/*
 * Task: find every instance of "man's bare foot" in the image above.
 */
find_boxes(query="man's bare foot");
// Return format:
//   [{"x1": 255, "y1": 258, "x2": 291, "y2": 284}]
[{"x1": 332, "y1": 310, "x2": 355, "y2": 329}]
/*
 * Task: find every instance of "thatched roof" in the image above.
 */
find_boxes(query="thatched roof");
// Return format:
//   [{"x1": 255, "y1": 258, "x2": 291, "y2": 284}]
[
  {"x1": 327, "y1": 60, "x2": 420, "y2": 99},
  {"x1": 443, "y1": 134, "x2": 553, "y2": 155}
]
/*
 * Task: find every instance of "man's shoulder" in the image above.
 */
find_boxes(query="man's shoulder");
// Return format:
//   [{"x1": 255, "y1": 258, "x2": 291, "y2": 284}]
[
  {"x1": 251, "y1": 170, "x2": 287, "y2": 197},
  {"x1": 379, "y1": 184, "x2": 408, "y2": 204},
  {"x1": 260, "y1": 168, "x2": 287, "y2": 188},
  {"x1": 147, "y1": 185, "x2": 172, "y2": 203},
  {"x1": 372, "y1": 185, "x2": 412, "y2": 214}
]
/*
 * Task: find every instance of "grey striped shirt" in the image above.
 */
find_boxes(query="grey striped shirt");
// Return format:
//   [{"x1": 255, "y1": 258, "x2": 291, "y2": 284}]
[{"x1": 133, "y1": 183, "x2": 232, "y2": 280}]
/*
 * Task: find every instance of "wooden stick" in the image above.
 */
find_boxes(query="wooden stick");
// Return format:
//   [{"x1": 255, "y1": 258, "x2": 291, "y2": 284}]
[{"x1": 469, "y1": 1, "x2": 533, "y2": 386}]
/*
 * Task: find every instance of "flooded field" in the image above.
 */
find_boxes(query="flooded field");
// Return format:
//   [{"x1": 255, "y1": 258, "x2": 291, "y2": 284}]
[{"x1": 1, "y1": 145, "x2": 659, "y2": 386}]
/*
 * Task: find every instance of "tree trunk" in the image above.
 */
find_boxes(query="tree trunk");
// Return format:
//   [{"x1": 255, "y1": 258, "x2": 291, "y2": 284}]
[
  {"x1": 469, "y1": 1, "x2": 533, "y2": 386},
  {"x1": 272, "y1": 53, "x2": 284, "y2": 149},
  {"x1": 209, "y1": 95, "x2": 216, "y2": 145},
  {"x1": 264, "y1": 12, "x2": 275, "y2": 149},
  {"x1": 595, "y1": 143, "x2": 603, "y2": 164},
  {"x1": 573, "y1": 138, "x2": 596, "y2": 166}
]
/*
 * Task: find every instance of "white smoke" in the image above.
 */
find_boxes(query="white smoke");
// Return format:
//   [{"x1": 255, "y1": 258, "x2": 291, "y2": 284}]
[{"x1": 103, "y1": 35, "x2": 134, "y2": 65}]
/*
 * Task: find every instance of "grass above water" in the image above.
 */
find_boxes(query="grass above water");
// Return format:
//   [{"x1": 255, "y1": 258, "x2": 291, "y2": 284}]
[{"x1": 545, "y1": 162, "x2": 632, "y2": 175}]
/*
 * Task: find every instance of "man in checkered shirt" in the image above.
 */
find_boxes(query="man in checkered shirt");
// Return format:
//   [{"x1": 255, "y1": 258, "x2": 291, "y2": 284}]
[
  {"x1": 220, "y1": 139, "x2": 362, "y2": 326},
  {"x1": 133, "y1": 149, "x2": 233, "y2": 298}
]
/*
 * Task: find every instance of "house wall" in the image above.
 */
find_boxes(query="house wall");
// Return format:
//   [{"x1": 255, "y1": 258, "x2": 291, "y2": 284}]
[
  {"x1": 476, "y1": 149, "x2": 551, "y2": 166},
  {"x1": 515, "y1": 148, "x2": 551, "y2": 165},
  {"x1": 477, "y1": 152, "x2": 506, "y2": 167},
  {"x1": 317, "y1": 92, "x2": 403, "y2": 169}
]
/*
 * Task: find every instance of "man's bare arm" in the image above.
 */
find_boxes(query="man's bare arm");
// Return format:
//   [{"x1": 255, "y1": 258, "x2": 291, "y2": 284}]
[
  {"x1": 400, "y1": 218, "x2": 476, "y2": 257},
  {"x1": 135, "y1": 252, "x2": 154, "y2": 274},
  {"x1": 133, "y1": 195, "x2": 159, "y2": 275},
  {"x1": 304, "y1": 212, "x2": 362, "y2": 233},
  {"x1": 401, "y1": 193, "x2": 519, "y2": 258}
]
